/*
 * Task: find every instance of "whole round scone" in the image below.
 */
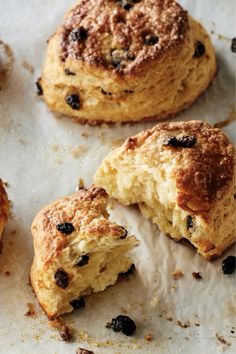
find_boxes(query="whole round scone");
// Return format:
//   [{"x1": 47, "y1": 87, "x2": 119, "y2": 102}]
[
  {"x1": 94, "y1": 121, "x2": 236, "y2": 260},
  {"x1": 0, "y1": 179, "x2": 9, "y2": 240},
  {"x1": 40, "y1": 0, "x2": 217, "y2": 124},
  {"x1": 30, "y1": 187, "x2": 138, "y2": 319}
]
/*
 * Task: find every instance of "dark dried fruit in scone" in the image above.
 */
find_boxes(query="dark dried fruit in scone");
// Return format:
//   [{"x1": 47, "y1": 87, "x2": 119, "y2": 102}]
[
  {"x1": 144, "y1": 35, "x2": 159, "y2": 45},
  {"x1": 70, "y1": 27, "x2": 88, "y2": 42},
  {"x1": 56, "y1": 222, "x2": 75, "y2": 234},
  {"x1": 76, "y1": 348, "x2": 94, "y2": 354},
  {"x1": 36, "y1": 79, "x2": 43, "y2": 96},
  {"x1": 163, "y1": 135, "x2": 197, "y2": 148},
  {"x1": 231, "y1": 38, "x2": 236, "y2": 53},
  {"x1": 54, "y1": 268, "x2": 69, "y2": 289},
  {"x1": 120, "y1": 226, "x2": 128, "y2": 239},
  {"x1": 65, "y1": 94, "x2": 81, "y2": 110},
  {"x1": 76, "y1": 255, "x2": 89, "y2": 267},
  {"x1": 186, "y1": 215, "x2": 194, "y2": 229},
  {"x1": 70, "y1": 297, "x2": 85, "y2": 309},
  {"x1": 106, "y1": 315, "x2": 136, "y2": 336},
  {"x1": 194, "y1": 41, "x2": 205, "y2": 57},
  {"x1": 222, "y1": 256, "x2": 236, "y2": 274}
]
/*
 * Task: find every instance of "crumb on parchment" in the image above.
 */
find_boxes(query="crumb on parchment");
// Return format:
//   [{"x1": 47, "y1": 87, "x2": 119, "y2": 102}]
[{"x1": 171, "y1": 269, "x2": 184, "y2": 279}]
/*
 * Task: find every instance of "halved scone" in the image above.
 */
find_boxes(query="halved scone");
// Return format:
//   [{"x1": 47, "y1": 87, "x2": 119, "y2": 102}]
[
  {"x1": 30, "y1": 187, "x2": 138, "y2": 319},
  {"x1": 94, "y1": 121, "x2": 236, "y2": 260}
]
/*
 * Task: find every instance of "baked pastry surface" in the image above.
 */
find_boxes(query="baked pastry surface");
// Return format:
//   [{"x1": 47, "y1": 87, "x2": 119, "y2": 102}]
[
  {"x1": 0, "y1": 179, "x2": 9, "y2": 240},
  {"x1": 40, "y1": 0, "x2": 217, "y2": 124},
  {"x1": 30, "y1": 187, "x2": 138, "y2": 319},
  {"x1": 94, "y1": 121, "x2": 236, "y2": 260}
]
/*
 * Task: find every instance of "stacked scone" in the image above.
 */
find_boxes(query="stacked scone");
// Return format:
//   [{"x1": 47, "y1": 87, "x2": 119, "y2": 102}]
[{"x1": 39, "y1": 0, "x2": 217, "y2": 123}]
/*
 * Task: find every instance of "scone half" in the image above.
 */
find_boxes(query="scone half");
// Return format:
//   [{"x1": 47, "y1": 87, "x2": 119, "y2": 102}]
[
  {"x1": 94, "y1": 121, "x2": 236, "y2": 260},
  {"x1": 30, "y1": 187, "x2": 138, "y2": 319},
  {"x1": 0, "y1": 179, "x2": 9, "y2": 240}
]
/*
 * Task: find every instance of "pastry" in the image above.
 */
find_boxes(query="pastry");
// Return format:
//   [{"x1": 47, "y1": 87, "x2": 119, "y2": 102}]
[
  {"x1": 94, "y1": 121, "x2": 236, "y2": 260},
  {"x1": 39, "y1": 0, "x2": 217, "y2": 124},
  {"x1": 30, "y1": 187, "x2": 138, "y2": 319},
  {"x1": 0, "y1": 179, "x2": 9, "y2": 241}
]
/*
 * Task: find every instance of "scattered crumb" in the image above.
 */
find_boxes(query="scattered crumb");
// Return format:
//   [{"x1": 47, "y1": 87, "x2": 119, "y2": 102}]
[
  {"x1": 215, "y1": 333, "x2": 231, "y2": 347},
  {"x1": 69, "y1": 145, "x2": 88, "y2": 159},
  {"x1": 4, "y1": 271, "x2": 11, "y2": 277},
  {"x1": 82, "y1": 132, "x2": 89, "y2": 138},
  {"x1": 77, "y1": 178, "x2": 85, "y2": 190},
  {"x1": 192, "y1": 272, "x2": 202, "y2": 280},
  {"x1": 166, "y1": 316, "x2": 173, "y2": 322},
  {"x1": 177, "y1": 320, "x2": 191, "y2": 328},
  {"x1": 150, "y1": 296, "x2": 159, "y2": 308},
  {"x1": 76, "y1": 348, "x2": 94, "y2": 354},
  {"x1": 25, "y1": 303, "x2": 36, "y2": 317},
  {"x1": 50, "y1": 318, "x2": 73, "y2": 342},
  {"x1": 18, "y1": 138, "x2": 28, "y2": 145},
  {"x1": 109, "y1": 139, "x2": 125, "y2": 148},
  {"x1": 22, "y1": 60, "x2": 34, "y2": 74},
  {"x1": 172, "y1": 269, "x2": 184, "y2": 279},
  {"x1": 144, "y1": 333, "x2": 153, "y2": 342},
  {"x1": 51, "y1": 144, "x2": 60, "y2": 152},
  {"x1": 217, "y1": 34, "x2": 231, "y2": 41}
]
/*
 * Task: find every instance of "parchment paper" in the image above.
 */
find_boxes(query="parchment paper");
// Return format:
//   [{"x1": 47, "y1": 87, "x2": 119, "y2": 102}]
[{"x1": 0, "y1": 1, "x2": 235, "y2": 353}]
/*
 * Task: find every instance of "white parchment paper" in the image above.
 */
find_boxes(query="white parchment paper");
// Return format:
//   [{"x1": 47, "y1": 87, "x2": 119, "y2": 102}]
[{"x1": 0, "y1": 1, "x2": 235, "y2": 353}]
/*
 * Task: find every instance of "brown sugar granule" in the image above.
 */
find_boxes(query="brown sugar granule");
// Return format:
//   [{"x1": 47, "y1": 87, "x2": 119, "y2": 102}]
[
  {"x1": 171, "y1": 269, "x2": 184, "y2": 279},
  {"x1": 25, "y1": 303, "x2": 36, "y2": 317},
  {"x1": 192, "y1": 272, "x2": 202, "y2": 279}
]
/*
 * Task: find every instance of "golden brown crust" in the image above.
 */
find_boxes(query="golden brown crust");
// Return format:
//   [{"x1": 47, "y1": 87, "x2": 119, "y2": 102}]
[
  {"x1": 0, "y1": 179, "x2": 9, "y2": 238},
  {"x1": 31, "y1": 187, "x2": 126, "y2": 266},
  {"x1": 123, "y1": 120, "x2": 235, "y2": 215},
  {"x1": 60, "y1": 0, "x2": 188, "y2": 75}
]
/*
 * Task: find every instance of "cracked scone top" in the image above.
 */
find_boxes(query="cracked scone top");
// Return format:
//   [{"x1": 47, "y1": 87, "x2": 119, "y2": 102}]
[
  {"x1": 30, "y1": 187, "x2": 138, "y2": 319},
  {"x1": 40, "y1": 0, "x2": 217, "y2": 123},
  {"x1": 94, "y1": 121, "x2": 236, "y2": 260}
]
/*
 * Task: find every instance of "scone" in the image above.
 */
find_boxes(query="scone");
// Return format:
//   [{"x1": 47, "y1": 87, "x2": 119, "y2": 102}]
[
  {"x1": 94, "y1": 121, "x2": 236, "y2": 260},
  {"x1": 30, "y1": 187, "x2": 138, "y2": 319},
  {"x1": 39, "y1": 0, "x2": 217, "y2": 124},
  {"x1": 0, "y1": 179, "x2": 9, "y2": 240}
]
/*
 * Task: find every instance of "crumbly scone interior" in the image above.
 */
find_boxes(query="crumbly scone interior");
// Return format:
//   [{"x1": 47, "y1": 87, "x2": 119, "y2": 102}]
[
  {"x1": 32, "y1": 221, "x2": 137, "y2": 317},
  {"x1": 94, "y1": 146, "x2": 235, "y2": 259}
]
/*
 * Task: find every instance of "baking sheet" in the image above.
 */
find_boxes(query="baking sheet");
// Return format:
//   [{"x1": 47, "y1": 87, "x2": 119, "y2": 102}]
[{"x1": 0, "y1": 0, "x2": 235, "y2": 353}]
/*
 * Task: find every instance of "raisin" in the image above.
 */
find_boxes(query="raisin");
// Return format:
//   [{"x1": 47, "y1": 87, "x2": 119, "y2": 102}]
[
  {"x1": 76, "y1": 255, "x2": 89, "y2": 267},
  {"x1": 222, "y1": 256, "x2": 236, "y2": 274},
  {"x1": 56, "y1": 222, "x2": 75, "y2": 234},
  {"x1": 106, "y1": 315, "x2": 136, "y2": 336},
  {"x1": 70, "y1": 297, "x2": 85, "y2": 309},
  {"x1": 65, "y1": 94, "x2": 80, "y2": 110},
  {"x1": 36, "y1": 79, "x2": 43, "y2": 96},
  {"x1": 70, "y1": 27, "x2": 88, "y2": 42},
  {"x1": 186, "y1": 215, "x2": 194, "y2": 229},
  {"x1": 54, "y1": 269, "x2": 69, "y2": 289},
  {"x1": 231, "y1": 38, "x2": 236, "y2": 52},
  {"x1": 163, "y1": 135, "x2": 196, "y2": 148},
  {"x1": 194, "y1": 41, "x2": 205, "y2": 57},
  {"x1": 144, "y1": 35, "x2": 159, "y2": 45},
  {"x1": 76, "y1": 348, "x2": 94, "y2": 354},
  {"x1": 192, "y1": 272, "x2": 202, "y2": 280},
  {"x1": 64, "y1": 68, "x2": 76, "y2": 76}
]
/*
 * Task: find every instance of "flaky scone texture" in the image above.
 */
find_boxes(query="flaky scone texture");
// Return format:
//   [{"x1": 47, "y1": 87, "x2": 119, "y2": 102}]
[
  {"x1": 0, "y1": 179, "x2": 9, "y2": 240},
  {"x1": 40, "y1": 0, "x2": 217, "y2": 124},
  {"x1": 30, "y1": 187, "x2": 138, "y2": 319},
  {"x1": 94, "y1": 121, "x2": 236, "y2": 260}
]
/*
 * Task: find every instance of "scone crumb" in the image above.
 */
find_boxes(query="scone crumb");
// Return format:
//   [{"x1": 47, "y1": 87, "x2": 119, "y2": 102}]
[
  {"x1": 25, "y1": 303, "x2": 36, "y2": 317},
  {"x1": 192, "y1": 272, "x2": 202, "y2": 280},
  {"x1": 22, "y1": 60, "x2": 34, "y2": 74},
  {"x1": 171, "y1": 269, "x2": 184, "y2": 279},
  {"x1": 215, "y1": 333, "x2": 231, "y2": 347},
  {"x1": 69, "y1": 145, "x2": 88, "y2": 159},
  {"x1": 50, "y1": 318, "x2": 73, "y2": 341},
  {"x1": 82, "y1": 132, "x2": 89, "y2": 138},
  {"x1": 76, "y1": 348, "x2": 94, "y2": 354},
  {"x1": 144, "y1": 333, "x2": 153, "y2": 342},
  {"x1": 177, "y1": 320, "x2": 191, "y2": 328}
]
